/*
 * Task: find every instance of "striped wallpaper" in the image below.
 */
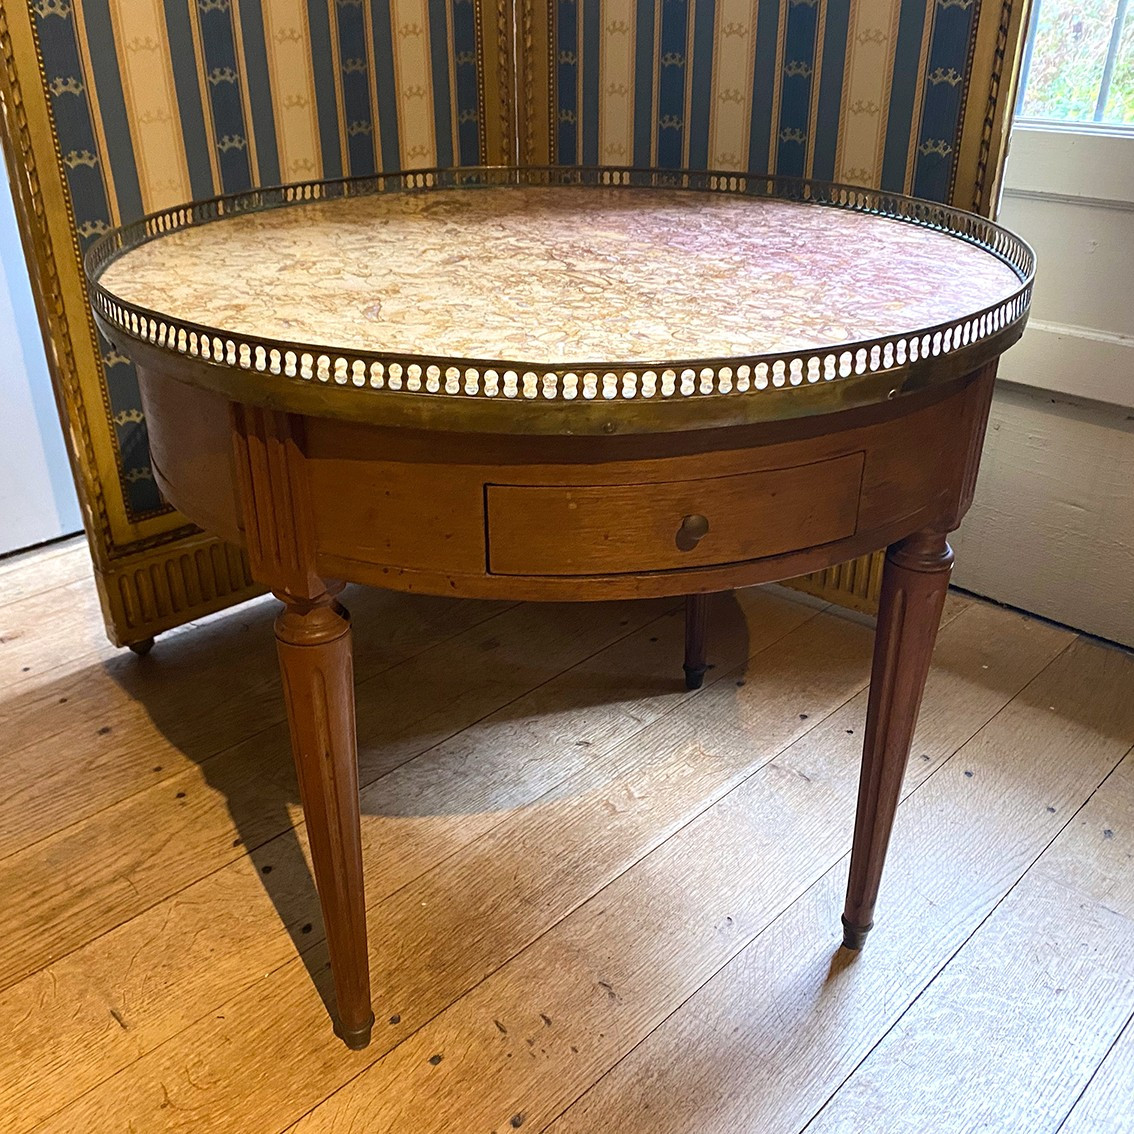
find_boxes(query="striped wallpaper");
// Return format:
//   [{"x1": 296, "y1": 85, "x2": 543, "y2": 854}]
[
  {"x1": 33, "y1": 0, "x2": 492, "y2": 519},
  {"x1": 544, "y1": 0, "x2": 981, "y2": 203}
]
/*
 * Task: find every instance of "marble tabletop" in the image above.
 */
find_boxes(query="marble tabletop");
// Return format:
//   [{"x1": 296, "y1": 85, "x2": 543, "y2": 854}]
[{"x1": 98, "y1": 186, "x2": 1022, "y2": 368}]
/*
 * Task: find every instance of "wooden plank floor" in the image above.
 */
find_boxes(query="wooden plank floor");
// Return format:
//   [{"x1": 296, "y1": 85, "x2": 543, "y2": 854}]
[{"x1": 1, "y1": 537, "x2": 1132, "y2": 1134}]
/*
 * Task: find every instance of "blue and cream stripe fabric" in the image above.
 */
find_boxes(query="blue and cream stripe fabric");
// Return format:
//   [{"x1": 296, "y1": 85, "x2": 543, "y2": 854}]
[
  {"x1": 32, "y1": 0, "x2": 488, "y2": 519},
  {"x1": 547, "y1": 0, "x2": 981, "y2": 203}
]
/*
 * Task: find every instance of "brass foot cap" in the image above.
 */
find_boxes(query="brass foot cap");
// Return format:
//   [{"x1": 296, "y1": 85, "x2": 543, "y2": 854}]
[
  {"x1": 841, "y1": 915, "x2": 873, "y2": 951},
  {"x1": 336, "y1": 1013, "x2": 375, "y2": 1050},
  {"x1": 683, "y1": 663, "x2": 708, "y2": 691}
]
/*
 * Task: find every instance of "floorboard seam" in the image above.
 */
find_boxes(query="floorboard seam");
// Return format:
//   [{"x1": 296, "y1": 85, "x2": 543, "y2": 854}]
[{"x1": 1054, "y1": 998, "x2": 1134, "y2": 1131}]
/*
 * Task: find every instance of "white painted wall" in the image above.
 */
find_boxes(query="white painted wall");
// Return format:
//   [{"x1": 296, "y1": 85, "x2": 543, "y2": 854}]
[
  {"x1": 994, "y1": 127, "x2": 1134, "y2": 408},
  {"x1": 952, "y1": 124, "x2": 1134, "y2": 646},
  {"x1": 0, "y1": 164, "x2": 81, "y2": 557},
  {"x1": 951, "y1": 386, "x2": 1134, "y2": 645}
]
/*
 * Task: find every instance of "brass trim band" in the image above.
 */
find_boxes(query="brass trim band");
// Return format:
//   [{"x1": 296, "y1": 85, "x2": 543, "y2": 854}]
[{"x1": 86, "y1": 165, "x2": 1034, "y2": 436}]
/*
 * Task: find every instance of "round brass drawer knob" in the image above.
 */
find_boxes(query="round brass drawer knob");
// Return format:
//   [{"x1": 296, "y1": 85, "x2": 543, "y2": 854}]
[{"x1": 676, "y1": 513, "x2": 710, "y2": 551}]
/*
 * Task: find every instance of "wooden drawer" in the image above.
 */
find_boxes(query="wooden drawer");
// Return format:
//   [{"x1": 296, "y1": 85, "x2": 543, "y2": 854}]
[{"x1": 486, "y1": 452, "x2": 864, "y2": 576}]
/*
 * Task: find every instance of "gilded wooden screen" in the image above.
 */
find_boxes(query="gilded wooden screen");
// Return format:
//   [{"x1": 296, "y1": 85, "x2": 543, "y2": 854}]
[
  {"x1": 1, "y1": 0, "x2": 1026, "y2": 643},
  {"x1": 519, "y1": 0, "x2": 1029, "y2": 609},
  {"x1": 0, "y1": 0, "x2": 513, "y2": 645}
]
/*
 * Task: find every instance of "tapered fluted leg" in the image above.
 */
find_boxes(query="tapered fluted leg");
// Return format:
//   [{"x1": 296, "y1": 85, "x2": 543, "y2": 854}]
[
  {"x1": 842, "y1": 530, "x2": 953, "y2": 950},
  {"x1": 275, "y1": 589, "x2": 373, "y2": 1048},
  {"x1": 683, "y1": 593, "x2": 710, "y2": 690}
]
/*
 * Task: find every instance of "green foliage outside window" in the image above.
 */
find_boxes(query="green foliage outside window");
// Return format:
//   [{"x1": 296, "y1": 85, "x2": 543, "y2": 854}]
[{"x1": 1019, "y1": 0, "x2": 1134, "y2": 125}]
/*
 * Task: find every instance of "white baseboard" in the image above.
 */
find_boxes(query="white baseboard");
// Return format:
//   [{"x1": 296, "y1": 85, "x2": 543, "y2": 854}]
[{"x1": 999, "y1": 319, "x2": 1134, "y2": 409}]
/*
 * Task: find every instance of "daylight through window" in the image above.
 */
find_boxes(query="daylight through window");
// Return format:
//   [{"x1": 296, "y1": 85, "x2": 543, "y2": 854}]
[{"x1": 1017, "y1": 0, "x2": 1134, "y2": 124}]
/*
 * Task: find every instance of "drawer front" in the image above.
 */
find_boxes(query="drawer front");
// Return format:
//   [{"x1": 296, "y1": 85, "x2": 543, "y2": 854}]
[{"x1": 486, "y1": 452, "x2": 865, "y2": 576}]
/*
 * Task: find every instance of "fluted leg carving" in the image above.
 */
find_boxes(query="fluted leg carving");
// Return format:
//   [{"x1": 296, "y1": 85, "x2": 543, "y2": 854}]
[
  {"x1": 842, "y1": 530, "x2": 953, "y2": 950},
  {"x1": 683, "y1": 593, "x2": 710, "y2": 690},
  {"x1": 275, "y1": 587, "x2": 373, "y2": 1048}
]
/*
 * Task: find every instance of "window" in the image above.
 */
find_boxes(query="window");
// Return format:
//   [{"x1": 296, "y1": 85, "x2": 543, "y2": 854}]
[{"x1": 1016, "y1": 0, "x2": 1134, "y2": 126}]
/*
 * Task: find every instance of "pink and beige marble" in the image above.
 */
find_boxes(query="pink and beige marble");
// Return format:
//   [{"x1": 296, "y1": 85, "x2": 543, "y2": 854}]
[{"x1": 98, "y1": 186, "x2": 1022, "y2": 365}]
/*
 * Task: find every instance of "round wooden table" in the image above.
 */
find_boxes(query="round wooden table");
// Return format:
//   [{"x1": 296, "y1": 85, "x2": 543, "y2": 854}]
[{"x1": 87, "y1": 167, "x2": 1034, "y2": 1049}]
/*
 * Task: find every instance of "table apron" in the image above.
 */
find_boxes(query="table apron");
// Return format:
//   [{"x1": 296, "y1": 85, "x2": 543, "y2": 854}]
[{"x1": 134, "y1": 362, "x2": 994, "y2": 601}]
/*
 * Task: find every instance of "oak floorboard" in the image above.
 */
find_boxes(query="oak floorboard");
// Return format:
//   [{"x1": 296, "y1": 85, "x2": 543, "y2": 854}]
[
  {"x1": 0, "y1": 575, "x2": 115, "y2": 687},
  {"x1": 1059, "y1": 1010, "x2": 1134, "y2": 1133},
  {"x1": 545, "y1": 636, "x2": 1134, "y2": 1134},
  {"x1": 806, "y1": 750, "x2": 1134, "y2": 1133},
  {"x1": 0, "y1": 597, "x2": 673, "y2": 992},
  {"x1": 0, "y1": 585, "x2": 511, "y2": 859},
  {"x1": 5, "y1": 533, "x2": 1113, "y2": 1134},
  {"x1": 0, "y1": 537, "x2": 92, "y2": 606},
  {"x1": 1, "y1": 589, "x2": 809, "y2": 1130},
  {"x1": 26, "y1": 596, "x2": 853, "y2": 1134}
]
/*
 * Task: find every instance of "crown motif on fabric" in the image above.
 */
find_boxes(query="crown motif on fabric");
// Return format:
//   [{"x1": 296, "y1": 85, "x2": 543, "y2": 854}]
[
  {"x1": 64, "y1": 149, "x2": 98, "y2": 169},
  {"x1": 918, "y1": 139, "x2": 953, "y2": 157},
  {"x1": 34, "y1": 0, "x2": 71, "y2": 18},
  {"x1": 49, "y1": 76, "x2": 83, "y2": 96}
]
